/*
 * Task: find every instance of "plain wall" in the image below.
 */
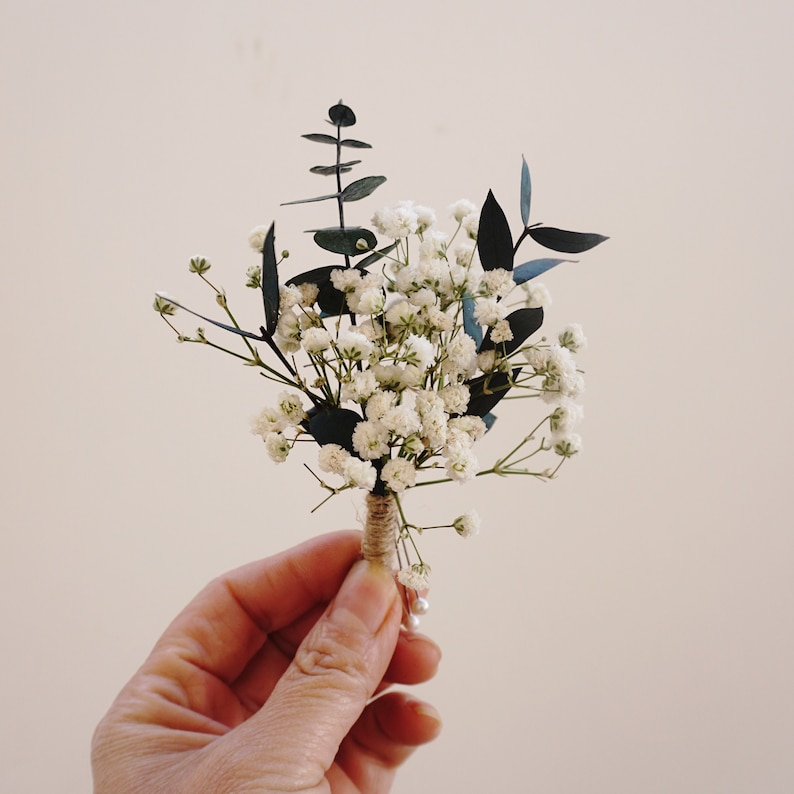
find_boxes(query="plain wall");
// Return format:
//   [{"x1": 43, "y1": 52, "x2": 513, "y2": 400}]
[{"x1": 2, "y1": 0, "x2": 793, "y2": 791}]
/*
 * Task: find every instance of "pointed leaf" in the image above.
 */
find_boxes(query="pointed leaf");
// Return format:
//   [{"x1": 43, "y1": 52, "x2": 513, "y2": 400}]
[
  {"x1": 340, "y1": 138, "x2": 372, "y2": 149},
  {"x1": 262, "y1": 222, "x2": 279, "y2": 335},
  {"x1": 465, "y1": 369, "x2": 522, "y2": 418},
  {"x1": 281, "y1": 192, "x2": 340, "y2": 206},
  {"x1": 356, "y1": 242, "x2": 398, "y2": 269},
  {"x1": 462, "y1": 297, "x2": 483, "y2": 347},
  {"x1": 310, "y1": 161, "x2": 361, "y2": 176},
  {"x1": 301, "y1": 133, "x2": 338, "y2": 145},
  {"x1": 329, "y1": 103, "x2": 356, "y2": 127},
  {"x1": 482, "y1": 412, "x2": 498, "y2": 432},
  {"x1": 513, "y1": 258, "x2": 575, "y2": 284},
  {"x1": 313, "y1": 227, "x2": 377, "y2": 256},
  {"x1": 478, "y1": 190, "x2": 514, "y2": 271},
  {"x1": 154, "y1": 297, "x2": 264, "y2": 340},
  {"x1": 341, "y1": 175, "x2": 386, "y2": 202},
  {"x1": 286, "y1": 265, "x2": 347, "y2": 316},
  {"x1": 528, "y1": 226, "x2": 609, "y2": 253},
  {"x1": 520, "y1": 156, "x2": 532, "y2": 227},
  {"x1": 309, "y1": 408, "x2": 362, "y2": 452},
  {"x1": 479, "y1": 308, "x2": 543, "y2": 355}
]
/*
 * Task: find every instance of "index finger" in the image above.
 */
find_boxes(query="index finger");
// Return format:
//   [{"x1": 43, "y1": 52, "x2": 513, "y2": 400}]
[{"x1": 146, "y1": 530, "x2": 363, "y2": 684}]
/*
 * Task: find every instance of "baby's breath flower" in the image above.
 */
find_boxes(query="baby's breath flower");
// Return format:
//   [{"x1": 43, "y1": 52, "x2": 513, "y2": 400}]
[
  {"x1": 385, "y1": 299, "x2": 420, "y2": 330},
  {"x1": 372, "y1": 205, "x2": 418, "y2": 239},
  {"x1": 453, "y1": 509, "x2": 481, "y2": 538},
  {"x1": 153, "y1": 293, "x2": 178, "y2": 315},
  {"x1": 248, "y1": 224, "x2": 270, "y2": 253},
  {"x1": 490, "y1": 319, "x2": 514, "y2": 344},
  {"x1": 381, "y1": 405, "x2": 422, "y2": 438},
  {"x1": 365, "y1": 390, "x2": 397, "y2": 420},
  {"x1": 443, "y1": 442, "x2": 479, "y2": 482},
  {"x1": 453, "y1": 240, "x2": 477, "y2": 268},
  {"x1": 301, "y1": 326, "x2": 332, "y2": 354},
  {"x1": 355, "y1": 286, "x2": 386, "y2": 315},
  {"x1": 479, "y1": 268, "x2": 514, "y2": 298},
  {"x1": 335, "y1": 330, "x2": 373, "y2": 361},
  {"x1": 189, "y1": 256, "x2": 211, "y2": 274},
  {"x1": 473, "y1": 297, "x2": 507, "y2": 326},
  {"x1": 352, "y1": 420, "x2": 390, "y2": 460},
  {"x1": 297, "y1": 282, "x2": 319, "y2": 307},
  {"x1": 382, "y1": 457, "x2": 417, "y2": 492},
  {"x1": 342, "y1": 457, "x2": 377, "y2": 491},
  {"x1": 461, "y1": 212, "x2": 480, "y2": 240},
  {"x1": 525, "y1": 282, "x2": 552, "y2": 308},
  {"x1": 279, "y1": 284, "x2": 303, "y2": 311},
  {"x1": 330, "y1": 268, "x2": 362, "y2": 293},
  {"x1": 549, "y1": 399, "x2": 584, "y2": 436},
  {"x1": 403, "y1": 333, "x2": 435, "y2": 370},
  {"x1": 449, "y1": 199, "x2": 477, "y2": 223},
  {"x1": 245, "y1": 265, "x2": 261, "y2": 288},
  {"x1": 477, "y1": 349, "x2": 498, "y2": 373},
  {"x1": 439, "y1": 384, "x2": 470, "y2": 415},
  {"x1": 251, "y1": 407, "x2": 288, "y2": 437},
  {"x1": 553, "y1": 433, "x2": 582, "y2": 457},
  {"x1": 558, "y1": 323, "x2": 587, "y2": 352},
  {"x1": 397, "y1": 564, "x2": 429, "y2": 591},
  {"x1": 318, "y1": 444, "x2": 350, "y2": 475},
  {"x1": 524, "y1": 345, "x2": 549, "y2": 371},
  {"x1": 341, "y1": 369, "x2": 379, "y2": 403},
  {"x1": 277, "y1": 391, "x2": 305, "y2": 426},
  {"x1": 414, "y1": 204, "x2": 437, "y2": 233},
  {"x1": 264, "y1": 431, "x2": 290, "y2": 463},
  {"x1": 448, "y1": 415, "x2": 487, "y2": 443}
]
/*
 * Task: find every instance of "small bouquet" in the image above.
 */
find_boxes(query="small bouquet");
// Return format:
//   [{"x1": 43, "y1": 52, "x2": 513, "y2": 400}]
[{"x1": 154, "y1": 101, "x2": 606, "y2": 626}]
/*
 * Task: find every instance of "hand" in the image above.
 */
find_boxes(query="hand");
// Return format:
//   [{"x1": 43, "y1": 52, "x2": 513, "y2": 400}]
[{"x1": 92, "y1": 530, "x2": 442, "y2": 793}]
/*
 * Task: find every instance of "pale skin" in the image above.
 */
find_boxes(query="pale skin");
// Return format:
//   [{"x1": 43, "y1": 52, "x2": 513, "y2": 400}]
[{"x1": 92, "y1": 531, "x2": 442, "y2": 793}]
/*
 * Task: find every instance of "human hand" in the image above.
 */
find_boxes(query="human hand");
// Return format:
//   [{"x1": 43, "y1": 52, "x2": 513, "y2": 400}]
[{"x1": 92, "y1": 531, "x2": 441, "y2": 793}]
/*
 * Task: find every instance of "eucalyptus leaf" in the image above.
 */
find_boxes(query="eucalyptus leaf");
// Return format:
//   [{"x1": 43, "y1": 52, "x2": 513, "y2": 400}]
[
  {"x1": 313, "y1": 227, "x2": 377, "y2": 256},
  {"x1": 520, "y1": 156, "x2": 532, "y2": 227},
  {"x1": 465, "y1": 369, "x2": 521, "y2": 418},
  {"x1": 528, "y1": 226, "x2": 609, "y2": 253},
  {"x1": 154, "y1": 297, "x2": 263, "y2": 340},
  {"x1": 512, "y1": 258, "x2": 575, "y2": 284},
  {"x1": 329, "y1": 103, "x2": 356, "y2": 127},
  {"x1": 478, "y1": 190, "x2": 514, "y2": 271},
  {"x1": 340, "y1": 139, "x2": 372, "y2": 149},
  {"x1": 281, "y1": 192, "x2": 340, "y2": 206},
  {"x1": 462, "y1": 297, "x2": 483, "y2": 347},
  {"x1": 301, "y1": 133, "x2": 338, "y2": 145},
  {"x1": 262, "y1": 222, "x2": 279, "y2": 335},
  {"x1": 309, "y1": 408, "x2": 362, "y2": 452},
  {"x1": 479, "y1": 307, "x2": 543, "y2": 356},
  {"x1": 310, "y1": 161, "x2": 361, "y2": 176},
  {"x1": 341, "y1": 175, "x2": 387, "y2": 202}
]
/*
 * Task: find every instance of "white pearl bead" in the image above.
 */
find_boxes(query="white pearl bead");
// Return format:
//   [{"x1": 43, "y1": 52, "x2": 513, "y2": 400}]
[
  {"x1": 411, "y1": 597, "x2": 430, "y2": 616},
  {"x1": 404, "y1": 613, "x2": 421, "y2": 631}
]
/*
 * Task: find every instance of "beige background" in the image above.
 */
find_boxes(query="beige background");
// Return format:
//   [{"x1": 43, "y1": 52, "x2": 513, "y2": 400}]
[{"x1": 2, "y1": 0, "x2": 793, "y2": 791}]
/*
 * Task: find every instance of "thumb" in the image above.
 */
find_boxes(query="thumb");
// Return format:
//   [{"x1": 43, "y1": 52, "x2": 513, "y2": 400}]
[{"x1": 240, "y1": 559, "x2": 402, "y2": 787}]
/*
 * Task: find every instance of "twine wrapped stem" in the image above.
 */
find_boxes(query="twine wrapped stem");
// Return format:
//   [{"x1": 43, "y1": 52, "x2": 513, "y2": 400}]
[{"x1": 361, "y1": 492, "x2": 398, "y2": 569}]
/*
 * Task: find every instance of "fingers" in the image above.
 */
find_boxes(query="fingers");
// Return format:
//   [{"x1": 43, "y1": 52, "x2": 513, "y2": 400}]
[
  {"x1": 237, "y1": 560, "x2": 403, "y2": 786},
  {"x1": 144, "y1": 531, "x2": 363, "y2": 685},
  {"x1": 385, "y1": 630, "x2": 442, "y2": 686},
  {"x1": 329, "y1": 692, "x2": 442, "y2": 792}
]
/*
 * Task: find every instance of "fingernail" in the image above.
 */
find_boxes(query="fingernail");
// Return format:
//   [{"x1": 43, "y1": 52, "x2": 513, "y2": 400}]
[
  {"x1": 331, "y1": 560, "x2": 398, "y2": 634},
  {"x1": 410, "y1": 700, "x2": 443, "y2": 728}
]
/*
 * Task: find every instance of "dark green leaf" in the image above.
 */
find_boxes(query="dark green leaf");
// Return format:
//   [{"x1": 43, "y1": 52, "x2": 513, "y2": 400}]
[
  {"x1": 465, "y1": 369, "x2": 521, "y2": 418},
  {"x1": 478, "y1": 190, "x2": 514, "y2": 271},
  {"x1": 313, "y1": 227, "x2": 377, "y2": 256},
  {"x1": 286, "y1": 265, "x2": 347, "y2": 316},
  {"x1": 512, "y1": 258, "x2": 575, "y2": 284},
  {"x1": 310, "y1": 161, "x2": 361, "y2": 176},
  {"x1": 329, "y1": 103, "x2": 356, "y2": 127},
  {"x1": 479, "y1": 308, "x2": 543, "y2": 355},
  {"x1": 520, "y1": 156, "x2": 532, "y2": 227},
  {"x1": 356, "y1": 242, "x2": 398, "y2": 269},
  {"x1": 301, "y1": 133, "x2": 338, "y2": 145},
  {"x1": 462, "y1": 297, "x2": 483, "y2": 347},
  {"x1": 281, "y1": 192, "x2": 340, "y2": 206},
  {"x1": 528, "y1": 226, "x2": 609, "y2": 253},
  {"x1": 341, "y1": 175, "x2": 386, "y2": 202},
  {"x1": 262, "y1": 222, "x2": 279, "y2": 335},
  {"x1": 309, "y1": 408, "x2": 362, "y2": 452},
  {"x1": 340, "y1": 138, "x2": 372, "y2": 149},
  {"x1": 154, "y1": 297, "x2": 263, "y2": 340}
]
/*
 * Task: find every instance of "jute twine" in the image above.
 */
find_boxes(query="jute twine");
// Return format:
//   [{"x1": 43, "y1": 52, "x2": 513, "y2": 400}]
[{"x1": 361, "y1": 492, "x2": 397, "y2": 569}]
